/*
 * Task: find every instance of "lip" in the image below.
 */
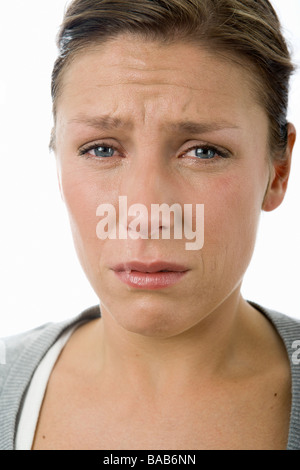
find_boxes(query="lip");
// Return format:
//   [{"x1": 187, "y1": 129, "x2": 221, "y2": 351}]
[
  {"x1": 111, "y1": 261, "x2": 189, "y2": 289},
  {"x1": 112, "y1": 261, "x2": 189, "y2": 273}
]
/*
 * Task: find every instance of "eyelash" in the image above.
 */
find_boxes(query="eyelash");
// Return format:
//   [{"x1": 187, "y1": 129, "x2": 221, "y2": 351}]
[
  {"x1": 78, "y1": 142, "x2": 230, "y2": 162},
  {"x1": 78, "y1": 143, "x2": 114, "y2": 159},
  {"x1": 179, "y1": 145, "x2": 230, "y2": 161}
]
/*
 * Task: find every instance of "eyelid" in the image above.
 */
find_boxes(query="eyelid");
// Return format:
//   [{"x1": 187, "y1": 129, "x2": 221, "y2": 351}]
[
  {"x1": 180, "y1": 143, "x2": 231, "y2": 159},
  {"x1": 78, "y1": 140, "x2": 232, "y2": 160},
  {"x1": 78, "y1": 140, "x2": 122, "y2": 157}
]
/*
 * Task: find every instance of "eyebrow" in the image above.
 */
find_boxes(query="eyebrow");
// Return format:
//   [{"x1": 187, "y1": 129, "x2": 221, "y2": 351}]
[
  {"x1": 68, "y1": 114, "x2": 240, "y2": 134},
  {"x1": 68, "y1": 115, "x2": 133, "y2": 130},
  {"x1": 167, "y1": 121, "x2": 240, "y2": 134}
]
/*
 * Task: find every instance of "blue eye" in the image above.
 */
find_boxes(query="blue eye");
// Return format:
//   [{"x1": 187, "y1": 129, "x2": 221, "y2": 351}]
[
  {"x1": 92, "y1": 146, "x2": 115, "y2": 158},
  {"x1": 194, "y1": 148, "x2": 217, "y2": 159},
  {"x1": 183, "y1": 145, "x2": 229, "y2": 160},
  {"x1": 79, "y1": 143, "x2": 118, "y2": 159}
]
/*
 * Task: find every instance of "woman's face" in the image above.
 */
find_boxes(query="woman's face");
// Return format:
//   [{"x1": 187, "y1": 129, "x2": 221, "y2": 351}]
[{"x1": 55, "y1": 35, "x2": 283, "y2": 337}]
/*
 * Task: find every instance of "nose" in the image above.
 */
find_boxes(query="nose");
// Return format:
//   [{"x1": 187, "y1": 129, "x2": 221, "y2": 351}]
[
  {"x1": 122, "y1": 151, "x2": 173, "y2": 204},
  {"x1": 118, "y1": 149, "x2": 180, "y2": 240}
]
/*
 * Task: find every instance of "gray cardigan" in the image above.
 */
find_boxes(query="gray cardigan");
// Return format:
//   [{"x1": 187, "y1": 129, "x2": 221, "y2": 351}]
[{"x1": 0, "y1": 303, "x2": 300, "y2": 450}]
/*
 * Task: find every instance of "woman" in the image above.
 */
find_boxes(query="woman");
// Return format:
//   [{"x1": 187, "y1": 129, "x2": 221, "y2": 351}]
[{"x1": 0, "y1": 0, "x2": 299, "y2": 450}]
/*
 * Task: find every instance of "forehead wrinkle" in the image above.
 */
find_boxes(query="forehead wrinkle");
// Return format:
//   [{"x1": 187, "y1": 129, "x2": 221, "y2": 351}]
[
  {"x1": 67, "y1": 112, "x2": 240, "y2": 138},
  {"x1": 68, "y1": 114, "x2": 134, "y2": 131},
  {"x1": 94, "y1": 82, "x2": 210, "y2": 92}
]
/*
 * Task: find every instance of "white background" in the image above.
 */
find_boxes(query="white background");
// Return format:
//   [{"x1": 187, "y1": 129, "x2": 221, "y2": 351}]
[{"x1": 0, "y1": 0, "x2": 299, "y2": 336}]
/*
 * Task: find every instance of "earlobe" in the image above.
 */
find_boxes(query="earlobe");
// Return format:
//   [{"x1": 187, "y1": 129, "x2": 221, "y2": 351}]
[{"x1": 262, "y1": 123, "x2": 296, "y2": 212}]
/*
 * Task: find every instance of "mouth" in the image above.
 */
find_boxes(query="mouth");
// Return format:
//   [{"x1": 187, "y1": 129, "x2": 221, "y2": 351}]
[{"x1": 111, "y1": 261, "x2": 189, "y2": 289}]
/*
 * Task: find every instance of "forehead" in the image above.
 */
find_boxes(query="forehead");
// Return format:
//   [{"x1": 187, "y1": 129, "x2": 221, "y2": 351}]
[{"x1": 56, "y1": 35, "x2": 263, "y2": 129}]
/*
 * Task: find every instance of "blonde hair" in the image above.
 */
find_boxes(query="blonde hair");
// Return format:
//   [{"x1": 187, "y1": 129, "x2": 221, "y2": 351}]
[{"x1": 51, "y1": 0, "x2": 295, "y2": 159}]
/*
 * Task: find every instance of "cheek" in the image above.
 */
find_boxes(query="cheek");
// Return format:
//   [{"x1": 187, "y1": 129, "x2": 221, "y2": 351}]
[
  {"x1": 60, "y1": 160, "x2": 118, "y2": 228},
  {"x1": 63, "y1": 177, "x2": 97, "y2": 230},
  {"x1": 202, "y1": 167, "x2": 267, "y2": 272},
  {"x1": 59, "y1": 168, "x2": 110, "y2": 275}
]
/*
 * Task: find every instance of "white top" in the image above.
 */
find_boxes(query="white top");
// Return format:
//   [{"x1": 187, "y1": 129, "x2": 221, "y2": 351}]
[{"x1": 15, "y1": 326, "x2": 76, "y2": 450}]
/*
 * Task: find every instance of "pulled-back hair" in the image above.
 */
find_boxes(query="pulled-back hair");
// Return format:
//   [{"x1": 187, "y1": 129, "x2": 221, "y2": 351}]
[{"x1": 51, "y1": 0, "x2": 295, "y2": 159}]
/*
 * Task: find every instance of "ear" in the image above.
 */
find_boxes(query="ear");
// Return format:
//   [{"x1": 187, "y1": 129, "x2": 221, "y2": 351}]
[{"x1": 262, "y1": 123, "x2": 296, "y2": 212}]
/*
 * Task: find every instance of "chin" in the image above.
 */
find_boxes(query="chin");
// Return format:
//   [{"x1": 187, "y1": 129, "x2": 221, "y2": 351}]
[{"x1": 100, "y1": 297, "x2": 203, "y2": 338}]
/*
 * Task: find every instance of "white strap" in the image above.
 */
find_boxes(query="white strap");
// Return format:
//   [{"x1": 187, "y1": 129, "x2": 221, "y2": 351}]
[{"x1": 15, "y1": 326, "x2": 76, "y2": 450}]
